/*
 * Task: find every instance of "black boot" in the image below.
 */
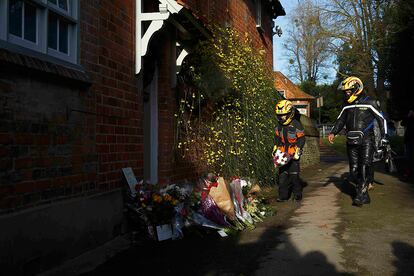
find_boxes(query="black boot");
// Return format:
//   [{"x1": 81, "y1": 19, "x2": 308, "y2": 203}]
[
  {"x1": 353, "y1": 193, "x2": 364, "y2": 206},
  {"x1": 293, "y1": 194, "x2": 302, "y2": 202},
  {"x1": 362, "y1": 191, "x2": 370, "y2": 204},
  {"x1": 353, "y1": 185, "x2": 367, "y2": 206}
]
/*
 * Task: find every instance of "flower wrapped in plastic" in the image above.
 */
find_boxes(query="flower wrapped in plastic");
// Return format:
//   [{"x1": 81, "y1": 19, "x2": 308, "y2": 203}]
[
  {"x1": 241, "y1": 179, "x2": 261, "y2": 203},
  {"x1": 273, "y1": 148, "x2": 292, "y2": 167},
  {"x1": 230, "y1": 177, "x2": 253, "y2": 226},
  {"x1": 168, "y1": 182, "x2": 201, "y2": 240},
  {"x1": 191, "y1": 173, "x2": 229, "y2": 227},
  {"x1": 199, "y1": 194, "x2": 231, "y2": 227},
  {"x1": 182, "y1": 189, "x2": 226, "y2": 230},
  {"x1": 207, "y1": 177, "x2": 236, "y2": 220}
]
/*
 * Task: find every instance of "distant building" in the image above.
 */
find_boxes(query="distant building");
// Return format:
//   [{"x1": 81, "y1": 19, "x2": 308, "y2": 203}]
[{"x1": 273, "y1": 71, "x2": 315, "y2": 117}]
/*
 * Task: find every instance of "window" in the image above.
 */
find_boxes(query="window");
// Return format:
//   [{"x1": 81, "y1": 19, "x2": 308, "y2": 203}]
[
  {"x1": 48, "y1": 12, "x2": 69, "y2": 54},
  {"x1": 277, "y1": 90, "x2": 286, "y2": 98},
  {"x1": 255, "y1": 0, "x2": 263, "y2": 32},
  {"x1": 48, "y1": 0, "x2": 69, "y2": 13},
  {"x1": 294, "y1": 104, "x2": 308, "y2": 116},
  {"x1": 9, "y1": 1, "x2": 37, "y2": 42},
  {"x1": 7, "y1": 0, "x2": 41, "y2": 51},
  {"x1": 0, "y1": 0, "x2": 79, "y2": 64}
]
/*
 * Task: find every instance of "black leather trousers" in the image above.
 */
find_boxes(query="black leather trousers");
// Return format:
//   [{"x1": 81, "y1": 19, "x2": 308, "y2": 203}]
[
  {"x1": 347, "y1": 140, "x2": 374, "y2": 193},
  {"x1": 278, "y1": 160, "x2": 301, "y2": 199}
]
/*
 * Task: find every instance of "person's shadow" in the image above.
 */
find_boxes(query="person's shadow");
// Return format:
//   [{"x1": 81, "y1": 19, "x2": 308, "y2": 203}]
[
  {"x1": 392, "y1": 241, "x2": 414, "y2": 275},
  {"x1": 323, "y1": 172, "x2": 355, "y2": 200}
]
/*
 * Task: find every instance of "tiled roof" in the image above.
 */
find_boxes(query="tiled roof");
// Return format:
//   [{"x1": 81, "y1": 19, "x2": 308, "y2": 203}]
[{"x1": 273, "y1": 71, "x2": 315, "y2": 100}]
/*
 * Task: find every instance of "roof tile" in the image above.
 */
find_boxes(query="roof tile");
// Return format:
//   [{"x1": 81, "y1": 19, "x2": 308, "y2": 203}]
[{"x1": 273, "y1": 71, "x2": 315, "y2": 100}]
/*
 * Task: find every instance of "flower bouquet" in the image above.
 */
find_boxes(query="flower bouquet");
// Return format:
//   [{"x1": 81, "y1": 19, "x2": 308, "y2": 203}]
[
  {"x1": 230, "y1": 177, "x2": 254, "y2": 228},
  {"x1": 136, "y1": 184, "x2": 179, "y2": 241},
  {"x1": 197, "y1": 173, "x2": 231, "y2": 227},
  {"x1": 241, "y1": 179, "x2": 274, "y2": 223},
  {"x1": 273, "y1": 148, "x2": 292, "y2": 167}
]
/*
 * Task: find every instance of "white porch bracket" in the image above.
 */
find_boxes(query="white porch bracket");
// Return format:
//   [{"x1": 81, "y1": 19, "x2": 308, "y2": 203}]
[
  {"x1": 176, "y1": 43, "x2": 189, "y2": 73},
  {"x1": 136, "y1": 0, "x2": 183, "y2": 74}
]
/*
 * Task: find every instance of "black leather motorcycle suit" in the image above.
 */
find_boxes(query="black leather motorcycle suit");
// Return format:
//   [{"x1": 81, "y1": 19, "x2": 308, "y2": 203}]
[{"x1": 330, "y1": 95, "x2": 387, "y2": 202}]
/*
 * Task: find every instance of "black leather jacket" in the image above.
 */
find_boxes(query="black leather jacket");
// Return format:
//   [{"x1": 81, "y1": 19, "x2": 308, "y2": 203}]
[{"x1": 330, "y1": 95, "x2": 387, "y2": 141}]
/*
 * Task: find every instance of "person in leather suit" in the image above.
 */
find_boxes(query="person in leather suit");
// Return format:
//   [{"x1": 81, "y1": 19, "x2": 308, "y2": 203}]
[
  {"x1": 328, "y1": 76, "x2": 388, "y2": 206},
  {"x1": 273, "y1": 100, "x2": 306, "y2": 202}
]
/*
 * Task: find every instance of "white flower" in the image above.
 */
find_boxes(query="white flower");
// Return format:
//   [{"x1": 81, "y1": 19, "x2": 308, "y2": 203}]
[{"x1": 240, "y1": 179, "x2": 250, "y2": 188}]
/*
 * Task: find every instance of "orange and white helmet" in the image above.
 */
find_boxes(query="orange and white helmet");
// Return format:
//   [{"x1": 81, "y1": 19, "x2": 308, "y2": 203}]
[
  {"x1": 275, "y1": 99, "x2": 295, "y2": 125},
  {"x1": 338, "y1": 76, "x2": 364, "y2": 103}
]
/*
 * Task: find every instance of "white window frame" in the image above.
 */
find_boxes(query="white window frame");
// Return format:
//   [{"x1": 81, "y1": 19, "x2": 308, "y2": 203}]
[
  {"x1": 47, "y1": 0, "x2": 70, "y2": 15},
  {"x1": 0, "y1": 0, "x2": 79, "y2": 64},
  {"x1": 7, "y1": 1, "x2": 42, "y2": 51}
]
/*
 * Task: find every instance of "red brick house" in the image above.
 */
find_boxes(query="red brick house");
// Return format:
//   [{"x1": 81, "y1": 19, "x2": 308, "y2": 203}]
[
  {"x1": 0, "y1": 0, "x2": 285, "y2": 273},
  {"x1": 273, "y1": 71, "x2": 315, "y2": 117}
]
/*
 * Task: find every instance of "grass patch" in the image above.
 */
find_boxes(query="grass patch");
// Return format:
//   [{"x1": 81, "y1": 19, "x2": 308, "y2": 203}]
[
  {"x1": 321, "y1": 135, "x2": 347, "y2": 156},
  {"x1": 322, "y1": 135, "x2": 405, "y2": 157}
]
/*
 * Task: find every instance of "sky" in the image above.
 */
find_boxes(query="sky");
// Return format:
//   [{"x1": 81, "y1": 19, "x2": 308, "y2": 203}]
[
  {"x1": 272, "y1": 0, "x2": 336, "y2": 84},
  {"x1": 272, "y1": 0, "x2": 296, "y2": 75}
]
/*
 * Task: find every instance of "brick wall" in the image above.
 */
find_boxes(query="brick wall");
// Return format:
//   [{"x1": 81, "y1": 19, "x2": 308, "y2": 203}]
[
  {"x1": 0, "y1": 0, "x2": 141, "y2": 213},
  {"x1": 180, "y1": 0, "x2": 275, "y2": 70},
  {"x1": 0, "y1": 73, "x2": 97, "y2": 211},
  {"x1": 300, "y1": 115, "x2": 320, "y2": 167},
  {"x1": 228, "y1": 0, "x2": 274, "y2": 70},
  {"x1": 81, "y1": 0, "x2": 143, "y2": 191}
]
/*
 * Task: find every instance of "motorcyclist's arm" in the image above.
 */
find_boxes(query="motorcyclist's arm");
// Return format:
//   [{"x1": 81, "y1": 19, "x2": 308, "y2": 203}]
[
  {"x1": 273, "y1": 127, "x2": 282, "y2": 156},
  {"x1": 295, "y1": 122, "x2": 306, "y2": 149},
  {"x1": 370, "y1": 100, "x2": 388, "y2": 141},
  {"x1": 293, "y1": 121, "x2": 305, "y2": 160},
  {"x1": 330, "y1": 106, "x2": 348, "y2": 135}
]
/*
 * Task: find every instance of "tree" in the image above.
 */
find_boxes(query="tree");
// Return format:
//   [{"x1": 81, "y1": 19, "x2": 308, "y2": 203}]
[
  {"x1": 284, "y1": 0, "x2": 332, "y2": 83},
  {"x1": 387, "y1": 0, "x2": 414, "y2": 119},
  {"x1": 321, "y1": 0, "x2": 393, "y2": 107},
  {"x1": 299, "y1": 81, "x2": 342, "y2": 124}
]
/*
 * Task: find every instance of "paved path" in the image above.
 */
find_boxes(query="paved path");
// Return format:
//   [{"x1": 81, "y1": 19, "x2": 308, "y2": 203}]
[
  {"x1": 336, "y1": 167, "x2": 414, "y2": 275},
  {"x1": 254, "y1": 162, "x2": 349, "y2": 275}
]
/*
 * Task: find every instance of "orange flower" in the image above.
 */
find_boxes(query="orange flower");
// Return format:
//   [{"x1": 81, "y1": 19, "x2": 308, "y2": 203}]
[
  {"x1": 152, "y1": 194, "x2": 162, "y2": 203},
  {"x1": 163, "y1": 194, "x2": 172, "y2": 201}
]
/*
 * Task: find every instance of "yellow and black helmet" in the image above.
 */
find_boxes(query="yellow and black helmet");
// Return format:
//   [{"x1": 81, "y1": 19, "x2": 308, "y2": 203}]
[
  {"x1": 338, "y1": 76, "x2": 364, "y2": 103},
  {"x1": 275, "y1": 99, "x2": 295, "y2": 125}
]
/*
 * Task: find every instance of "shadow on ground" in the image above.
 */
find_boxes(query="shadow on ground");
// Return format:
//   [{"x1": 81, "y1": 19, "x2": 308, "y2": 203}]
[
  {"x1": 392, "y1": 241, "x2": 414, "y2": 276},
  {"x1": 83, "y1": 220, "x2": 348, "y2": 276},
  {"x1": 324, "y1": 158, "x2": 414, "y2": 202}
]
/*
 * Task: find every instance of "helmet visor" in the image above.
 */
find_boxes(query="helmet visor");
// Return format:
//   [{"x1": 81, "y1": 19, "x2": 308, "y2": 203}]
[
  {"x1": 276, "y1": 114, "x2": 288, "y2": 123},
  {"x1": 344, "y1": 89, "x2": 353, "y2": 96}
]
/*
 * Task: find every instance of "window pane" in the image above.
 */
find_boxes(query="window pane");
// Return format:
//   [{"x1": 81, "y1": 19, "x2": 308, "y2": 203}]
[
  {"x1": 48, "y1": 13, "x2": 58, "y2": 50},
  {"x1": 59, "y1": 21, "x2": 68, "y2": 54},
  {"x1": 58, "y1": 0, "x2": 68, "y2": 11},
  {"x1": 24, "y1": 3, "x2": 37, "y2": 42},
  {"x1": 9, "y1": 0, "x2": 23, "y2": 37}
]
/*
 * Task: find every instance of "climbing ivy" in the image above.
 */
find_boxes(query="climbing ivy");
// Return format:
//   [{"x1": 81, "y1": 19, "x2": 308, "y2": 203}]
[{"x1": 176, "y1": 27, "x2": 281, "y2": 186}]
